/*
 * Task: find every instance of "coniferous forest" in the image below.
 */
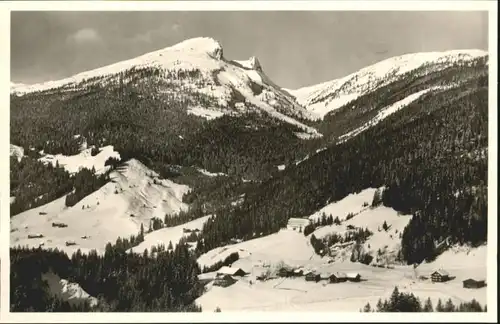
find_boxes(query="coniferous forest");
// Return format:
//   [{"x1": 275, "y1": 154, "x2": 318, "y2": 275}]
[
  {"x1": 9, "y1": 49, "x2": 488, "y2": 312},
  {"x1": 198, "y1": 67, "x2": 488, "y2": 265},
  {"x1": 360, "y1": 287, "x2": 487, "y2": 312},
  {"x1": 11, "y1": 243, "x2": 203, "y2": 312}
]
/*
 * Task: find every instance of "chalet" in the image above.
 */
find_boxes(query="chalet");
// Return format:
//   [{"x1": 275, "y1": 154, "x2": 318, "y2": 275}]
[
  {"x1": 305, "y1": 272, "x2": 321, "y2": 282},
  {"x1": 329, "y1": 272, "x2": 348, "y2": 283},
  {"x1": 213, "y1": 274, "x2": 237, "y2": 287},
  {"x1": 277, "y1": 267, "x2": 294, "y2": 277},
  {"x1": 216, "y1": 266, "x2": 247, "y2": 277},
  {"x1": 431, "y1": 269, "x2": 451, "y2": 283},
  {"x1": 319, "y1": 272, "x2": 331, "y2": 281},
  {"x1": 52, "y1": 222, "x2": 68, "y2": 228},
  {"x1": 65, "y1": 241, "x2": 77, "y2": 246},
  {"x1": 346, "y1": 272, "x2": 361, "y2": 282},
  {"x1": 463, "y1": 278, "x2": 486, "y2": 289},
  {"x1": 293, "y1": 268, "x2": 304, "y2": 277},
  {"x1": 287, "y1": 218, "x2": 311, "y2": 231},
  {"x1": 28, "y1": 234, "x2": 44, "y2": 239}
]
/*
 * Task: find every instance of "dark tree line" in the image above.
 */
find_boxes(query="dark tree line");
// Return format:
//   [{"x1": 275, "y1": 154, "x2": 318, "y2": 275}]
[
  {"x1": 201, "y1": 252, "x2": 240, "y2": 273},
  {"x1": 11, "y1": 240, "x2": 203, "y2": 312},
  {"x1": 361, "y1": 287, "x2": 486, "y2": 312},
  {"x1": 10, "y1": 156, "x2": 73, "y2": 216},
  {"x1": 65, "y1": 167, "x2": 110, "y2": 207},
  {"x1": 10, "y1": 155, "x2": 110, "y2": 216}
]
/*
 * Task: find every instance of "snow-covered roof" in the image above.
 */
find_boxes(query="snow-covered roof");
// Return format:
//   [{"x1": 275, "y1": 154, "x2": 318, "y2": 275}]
[
  {"x1": 432, "y1": 269, "x2": 449, "y2": 276},
  {"x1": 305, "y1": 271, "x2": 319, "y2": 276},
  {"x1": 217, "y1": 266, "x2": 245, "y2": 275},
  {"x1": 346, "y1": 272, "x2": 361, "y2": 279},
  {"x1": 462, "y1": 278, "x2": 484, "y2": 283},
  {"x1": 332, "y1": 272, "x2": 347, "y2": 278},
  {"x1": 320, "y1": 272, "x2": 331, "y2": 278},
  {"x1": 287, "y1": 218, "x2": 311, "y2": 226}
]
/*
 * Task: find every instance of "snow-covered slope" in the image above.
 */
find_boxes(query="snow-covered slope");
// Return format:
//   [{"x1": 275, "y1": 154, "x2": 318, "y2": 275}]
[
  {"x1": 195, "y1": 188, "x2": 485, "y2": 312},
  {"x1": 11, "y1": 37, "x2": 320, "y2": 138},
  {"x1": 308, "y1": 188, "x2": 380, "y2": 222},
  {"x1": 287, "y1": 49, "x2": 488, "y2": 119},
  {"x1": 129, "y1": 215, "x2": 211, "y2": 254},
  {"x1": 42, "y1": 271, "x2": 98, "y2": 308},
  {"x1": 197, "y1": 229, "x2": 323, "y2": 270},
  {"x1": 38, "y1": 145, "x2": 120, "y2": 175},
  {"x1": 10, "y1": 159, "x2": 190, "y2": 255}
]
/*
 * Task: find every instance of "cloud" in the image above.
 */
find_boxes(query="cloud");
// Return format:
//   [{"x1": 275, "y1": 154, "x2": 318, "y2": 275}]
[
  {"x1": 67, "y1": 28, "x2": 102, "y2": 44},
  {"x1": 129, "y1": 23, "x2": 182, "y2": 44},
  {"x1": 171, "y1": 23, "x2": 181, "y2": 32}
]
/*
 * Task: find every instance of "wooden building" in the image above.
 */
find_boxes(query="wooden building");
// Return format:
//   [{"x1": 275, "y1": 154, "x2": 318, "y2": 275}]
[
  {"x1": 346, "y1": 272, "x2": 361, "y2": 282},
  {"x1": 431, "y1": 269, "x2": 451, "y2": 282},
  {"x1": 213, "y1": 274, "x2": 237, "y2": 287},
  {"x1": 305, "y1": 272, "x2": 321, "y2": 282},
  {"x1": 277, "y1": 267, "x2": 294, "y2": 277},
  {"x1": 217, "y1": 266, "x2": 247, "y2": 277},
  {"x1": 462, "y1": 278, "x2": 486, "y2": 289},
  {"x1": 329, "y1": 272, "x2": 348, "y2": 283},
  {"x1": 27, "y1": 234, "x2": 44, "y2": 239}
]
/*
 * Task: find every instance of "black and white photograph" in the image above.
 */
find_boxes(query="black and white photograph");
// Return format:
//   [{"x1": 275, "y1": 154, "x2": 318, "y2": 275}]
[{"x1": 2, "y1": 1, "x2": 497, "y2": 321}]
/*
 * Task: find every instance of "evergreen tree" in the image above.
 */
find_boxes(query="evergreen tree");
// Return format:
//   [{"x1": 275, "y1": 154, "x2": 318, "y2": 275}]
[
  {"x1": 436, "y1": 299, "x2": 444, "y2": 312},
  {"x1": 423, "y1": 297, "x2": 433, "y2": 312}
]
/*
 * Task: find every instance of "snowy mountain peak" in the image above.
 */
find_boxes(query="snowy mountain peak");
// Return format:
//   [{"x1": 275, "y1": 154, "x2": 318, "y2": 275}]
[
  {"x1": 288, "y1": 49, "x2": 488, "y2": 119},
  {"x1": 168, "y1": 37, "x2": 224, "y2": 60},
  {"x1": 10, "y1": 36, "x2": 320, "y2": 137}
]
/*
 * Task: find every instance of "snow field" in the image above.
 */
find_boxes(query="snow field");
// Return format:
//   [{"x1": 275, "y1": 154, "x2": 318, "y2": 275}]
[{"x1": 10, "y1": 159, "x2": 190, "y2": 255}]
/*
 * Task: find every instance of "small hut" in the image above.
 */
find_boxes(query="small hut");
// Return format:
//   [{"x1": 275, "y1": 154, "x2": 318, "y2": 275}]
[
  {"x1": 277, "y1": 266, "x2": 294, "y2": 277},
  {"x1": 462, "y1": 278, "x2": 486, "y2": 289},
  {"x1": 346, "y1": 272, "x2": 361, "y2": 282},
  {"x1": 293, "y1": 268, "x2": 304, "y2": 277},
  {"x1": 52, "y1": 222, "x2": 68, "y2": 228},
  {"x1": 213, "y1": 274, "x2": 237, "y2": 287},
  {"x1": 305, "y1": 272, "x2": 321, "y2": 282},
  {"x1": 217, "y1": 266, "x2": 247, "y2": 277},
  {"x1": 431, "y1": 269, "x2": 451, "y2": 283},
  {"x1": 329, "y1": 272, "x2": 348, "y2": 283}
]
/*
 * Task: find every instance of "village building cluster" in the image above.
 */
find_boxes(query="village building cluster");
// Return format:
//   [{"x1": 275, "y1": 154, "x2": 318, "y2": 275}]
[
  {"x1": 276, "y1": 265, "x2": 361, "y2": 283},
  {"x1": 202, "y1": 264, "x2": 487, "y2": 291}
]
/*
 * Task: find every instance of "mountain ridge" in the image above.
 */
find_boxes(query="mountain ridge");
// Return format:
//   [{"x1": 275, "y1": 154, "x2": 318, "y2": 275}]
[
  {"x1": 10, "y1": 37, "x2": 489, "y2": 312},
  {"x1": 286, "y1": 49, "x2": 487, "y2": 119}
]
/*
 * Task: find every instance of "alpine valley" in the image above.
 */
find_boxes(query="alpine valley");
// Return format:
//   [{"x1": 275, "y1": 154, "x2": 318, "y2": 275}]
[{"x1": 10, "y1": 37, "x2": 489, "y2": 312}]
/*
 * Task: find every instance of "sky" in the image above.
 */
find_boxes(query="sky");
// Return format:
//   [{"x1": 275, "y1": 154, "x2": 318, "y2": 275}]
[{"x1": 11, "y1": 11, "x2": 488, "y2": 89}]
